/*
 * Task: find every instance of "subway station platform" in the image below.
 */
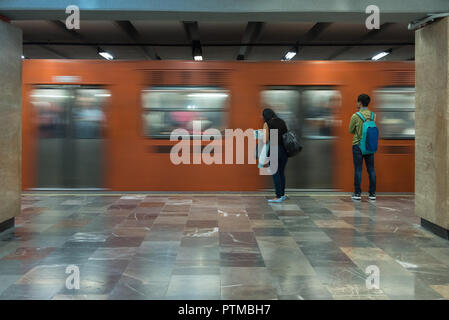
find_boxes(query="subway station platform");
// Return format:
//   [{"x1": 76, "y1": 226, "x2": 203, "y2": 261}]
[{"x1": 0, "y1": 192, "x2": 448, "y2": 300}]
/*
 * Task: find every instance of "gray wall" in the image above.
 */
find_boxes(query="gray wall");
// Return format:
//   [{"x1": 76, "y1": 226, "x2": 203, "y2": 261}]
[{"x1": 0, "y1": 21, "x2": 22, "y2": 227}]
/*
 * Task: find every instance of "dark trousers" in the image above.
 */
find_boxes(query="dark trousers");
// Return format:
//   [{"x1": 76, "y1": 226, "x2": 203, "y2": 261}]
[
  {"x1": 352, "y1": 144, "x2": 376, "y2": 195},
  {"x1": 273, "y1": 146, "x2": 288, "y2": 198}
]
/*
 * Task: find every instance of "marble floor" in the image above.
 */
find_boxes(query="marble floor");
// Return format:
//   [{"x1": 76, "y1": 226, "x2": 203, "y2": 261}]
[{"x1": 0, "y1": 192, "x2": 449, "y2": 300}]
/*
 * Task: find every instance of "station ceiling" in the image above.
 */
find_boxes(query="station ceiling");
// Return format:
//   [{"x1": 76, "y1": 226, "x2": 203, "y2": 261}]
[
  {"x1": 12, "y1": 20, "x2": 415, "y2": 61},
  {"x1": 4, "y1": 0, "x2": 446, "y2": 61}
]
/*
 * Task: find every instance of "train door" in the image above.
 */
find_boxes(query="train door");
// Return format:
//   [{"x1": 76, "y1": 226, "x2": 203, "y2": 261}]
[
  {"x1": 30, "y1": 86, "x2": 109, "y2": 189},
  {"x1": 261, "y1": 87, "x2": 341, "y2": 190}
]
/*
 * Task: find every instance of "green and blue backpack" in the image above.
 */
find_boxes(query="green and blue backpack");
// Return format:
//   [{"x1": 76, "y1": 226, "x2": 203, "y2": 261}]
[{"x1": 356, "y1": 111, "x2": 379, "y2": 155}]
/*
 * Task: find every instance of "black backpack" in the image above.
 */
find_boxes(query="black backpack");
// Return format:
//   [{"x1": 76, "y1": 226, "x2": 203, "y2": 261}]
[{"x1": 282, "y1": 130, "x2": 303, "y2": 157}]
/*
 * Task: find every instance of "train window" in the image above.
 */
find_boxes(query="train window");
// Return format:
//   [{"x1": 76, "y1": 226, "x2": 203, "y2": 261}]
[
  {"x1": 261, "y1": 89, "x2": 301, "y2": 134},
  {"x1": 30, "y1": 87, "x2": 108, "y2": 139},
  {"x1": 141, "y1": 87, "x2": 229, "y2": 138},
  {"x1": 375, "y1": 88, "x2": 415, "y2": 139},
  {"x1": 301, "y1": 89, "x2": 341, "y2": 139},
  {"x1": 261, "y1": 88, "x2": 341, "y2": 139},
  {"x1": 30, "y1": 88, "x2": 71, "y2": 139}
]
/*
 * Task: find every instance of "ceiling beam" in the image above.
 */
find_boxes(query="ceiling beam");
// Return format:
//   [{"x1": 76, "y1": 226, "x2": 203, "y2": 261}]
[
  {"x1": 39, "y1": 44, "x2": 70, "y2": 58},
  {"x1": 49, "y1": 20, "x2": 86, "y2": 42},
  {"x1": 327, "y1": 22, "x2": 396, "y2": 60},
  {"x1": 300, "y1": 22, "x2": 333, "y2": 43},
  {"x1": 281, "y1": 22, "x2": 332, "y2": 60},
  {"x1": 115, "y1": 20, "x2": 160, "y2": 59},
  {"x1": 237, "y1": 21, "x2": 264, "y2": 60},
  {"x1": 183, "y1": 21, "x2": 201, "y2": 59},
  {"x1": 22, "y1": 41, "x2": 415, "y2": 47},
  {"x1": 49, "y1": 20, "x2": 97, "y2": 57},
  {"x1": 183, "y1": 21, "x2": 200, "y2": 42}
]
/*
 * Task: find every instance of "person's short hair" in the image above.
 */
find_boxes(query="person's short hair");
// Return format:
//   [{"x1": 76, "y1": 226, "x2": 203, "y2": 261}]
[{"x1": 357, "y1": 94, "x2": 370, "y2": 107}]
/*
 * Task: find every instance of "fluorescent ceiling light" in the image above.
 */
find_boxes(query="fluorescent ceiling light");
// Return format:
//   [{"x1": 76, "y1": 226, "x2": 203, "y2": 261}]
[
  {"x1": 372, "y1": 51, "x2": 390, "y2": 61},
  {"x1": 98, "y1": 50, "x2": 114, "y2": 60},
  {"x1": 194, "y1": 55, "x2": 203, "y2": 61},
  {"x1": 283, "y1": 51, "x2": 297, "y2": 61},
  {"x1": 94, "y1": 93, "x2": 111, "y2": 97}
]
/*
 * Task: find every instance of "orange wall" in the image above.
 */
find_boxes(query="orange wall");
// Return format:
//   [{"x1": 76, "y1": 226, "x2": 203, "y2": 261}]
[{"x1": 22, "y1": 60, "x2": 415, "y2": 192}]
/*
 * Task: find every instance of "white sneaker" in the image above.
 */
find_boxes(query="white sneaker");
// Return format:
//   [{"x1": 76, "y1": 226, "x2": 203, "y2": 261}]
[
  {"x1": 280, "y1": 195, "x2": 287, "y2": 201},
  {"x1": 351, "y1": 193, "x2": 361, "y2": 201},
  {"x1": 268, "y1": 198, "x2": 284, "y2": 203}
]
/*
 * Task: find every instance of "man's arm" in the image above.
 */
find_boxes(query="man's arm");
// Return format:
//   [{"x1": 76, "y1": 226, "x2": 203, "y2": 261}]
[{"x1": 349, "y1": 114, "x2": 357, "y2": 134}]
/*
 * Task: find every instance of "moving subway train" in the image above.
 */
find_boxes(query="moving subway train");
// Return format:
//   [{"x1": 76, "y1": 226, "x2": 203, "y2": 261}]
[{"x1": 22, "y1": 60, "x2": 415, "y2": 192}]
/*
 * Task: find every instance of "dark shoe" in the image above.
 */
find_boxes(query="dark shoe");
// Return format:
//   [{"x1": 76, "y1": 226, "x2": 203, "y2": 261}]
[
  {"x1": 351, "y1": 193, "x2": 361, "y2": 201},
  {"x1": 369, "y1": 193, "x2": 376, "y2": 200}
]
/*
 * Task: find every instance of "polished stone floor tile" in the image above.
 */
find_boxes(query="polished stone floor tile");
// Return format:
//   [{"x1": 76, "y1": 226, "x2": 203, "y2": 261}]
[
  {"x1": 290, "y1": 231, "x2": 333, "y2": 243},
  {"x1": 265, "y1": 258, "x2": 316, "y2": 276},
  {"x1": 89, "y1": 247, "x2": 138, "y2": 261},
  {"x1": 177, "y1": 246, "x2": 220, "y2": 261},
  {"x1": 107, "y1": 275, "x2": 168, "y2": 300},
  {"x1": 430, "y1": 284, "x2": 449, "y2": 300},
  {"x1": 273, "y1": 275, "x2": 333, "y2": 299},
  {"x1": 166, "y1": 275, "x2": 220, "y2": 298},
  {"x1": 0, "y1": 193, "x2": 448, "y2": 300},
  {"x1": 221, "y1": 285, "x2": 278, "y2": 300},
  {"x1": 124, "y1": 261, "x2": 174, "y2": 282},
  {"x1": 0, "y1": 275, "x2": 22, "y2": 295},
  {"x1": 0, "y1": 283, "x2": 63, "y2": 300},
  {"x1": 220, "y1": 252, "x2": 265, "y2": 267},
  {"x1": 2, "y1": 247, "x2": 55, "y2": 261},
  {"x1": 380, "y1": 274, "x2": 443, "y2": 300},
  {"x1": 172, "y1": 266, "x2": 220, "y2": 275}
]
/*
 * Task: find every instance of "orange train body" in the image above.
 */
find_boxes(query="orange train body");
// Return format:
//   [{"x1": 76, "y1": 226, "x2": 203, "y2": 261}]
[{"x1": 22, "y1": 60, "x2": 415, "y2": 192}]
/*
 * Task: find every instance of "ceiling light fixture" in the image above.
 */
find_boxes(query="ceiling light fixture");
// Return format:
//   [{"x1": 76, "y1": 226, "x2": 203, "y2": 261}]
[
  {"x1": 192, "y1": 41, "x2": 203, "y2": 62},
  {"x1": 282, "y1": 45, "x2": 298, "y2": 61},
  {"x1": 98, "y1": 48, "x2": 114, "y2": 60},
  {"x1": 372, "y1": 49, "x2": 392, "y2": 61}
]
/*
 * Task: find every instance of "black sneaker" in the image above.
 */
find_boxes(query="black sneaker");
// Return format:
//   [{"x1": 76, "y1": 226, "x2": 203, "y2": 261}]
[
  {"x1": 351, "y1": 193, "x2": 361, "y2": 201},
  {"x1": 369, "y1": 193, "x2": 376, "y2": 200}
]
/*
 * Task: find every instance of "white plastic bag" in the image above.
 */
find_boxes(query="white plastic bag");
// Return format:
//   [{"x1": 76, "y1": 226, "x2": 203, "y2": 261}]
[
  {"x1": 258, "y1": 142, "x2": 269, "y2": 169},
  {"x1": 253, "y1": 129, "x2": 269, "y2": 169}
]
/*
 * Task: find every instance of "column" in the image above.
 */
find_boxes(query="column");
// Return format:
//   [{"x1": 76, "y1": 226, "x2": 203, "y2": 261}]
[
  {"x1": 0, "y1": 20, "x2": 22, "y2": 232},
  {"x1": 415, "y1": 17, "x2": 449, "y2": 239}
]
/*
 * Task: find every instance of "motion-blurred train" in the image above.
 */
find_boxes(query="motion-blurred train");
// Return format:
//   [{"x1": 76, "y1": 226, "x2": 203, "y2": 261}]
[{"x1": 22, "y1": 60, "x2": 415, "y2": 192}]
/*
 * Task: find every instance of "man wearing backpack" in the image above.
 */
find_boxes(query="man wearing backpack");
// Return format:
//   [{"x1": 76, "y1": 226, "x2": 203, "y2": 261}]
[{"x1": 349, "y1": 94, "x2": 378, "y2": 201}]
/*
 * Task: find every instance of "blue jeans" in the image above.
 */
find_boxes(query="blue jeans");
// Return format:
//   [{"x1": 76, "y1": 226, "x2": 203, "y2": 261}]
[
  {"x1": 272, "y1": 146, "x2": 288, "y2": 198},
  {"x1": 352, "y1": 144, "x2": 376, "y2": 195}
]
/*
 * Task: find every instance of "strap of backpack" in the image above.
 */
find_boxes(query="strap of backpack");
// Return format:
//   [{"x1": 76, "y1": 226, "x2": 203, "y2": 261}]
[
  {"x1": 370, "y1": 112, "x2": 374, "y2": 121},
  {"x1": 356, "y1": 112, "x2": 366, "y2": 122}
]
